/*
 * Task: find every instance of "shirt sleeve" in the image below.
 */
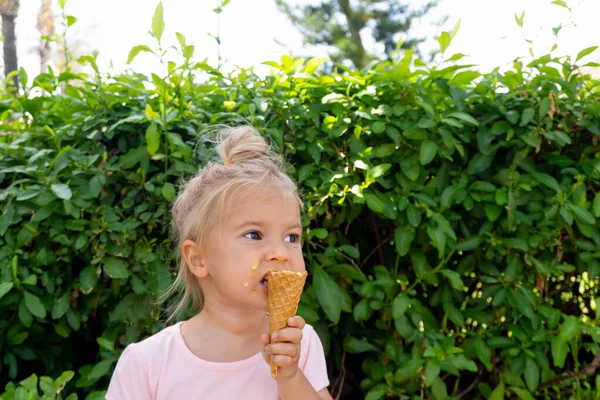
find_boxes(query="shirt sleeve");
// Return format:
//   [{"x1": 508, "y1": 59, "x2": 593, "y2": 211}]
[
  {"x1": 106, "y1": 344, "x2": 154, "y2": 400},
  {"x1": 300, "y1": 326, "x2": 330, "y2": 392}
]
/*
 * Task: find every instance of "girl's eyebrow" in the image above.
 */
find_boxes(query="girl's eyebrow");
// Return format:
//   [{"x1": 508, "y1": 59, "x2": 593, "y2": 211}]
[
  {"x1": 235, "y1": 221, "x2": 265, "y2": 230},
  {"x1": 235, "y1": 221, "x2": 302, "y2": 230}
]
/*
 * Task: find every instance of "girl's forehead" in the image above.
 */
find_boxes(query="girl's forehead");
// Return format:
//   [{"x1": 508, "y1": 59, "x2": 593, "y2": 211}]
[{"x1": 223, "y1": 187, "x2": 300, "y2": 226}]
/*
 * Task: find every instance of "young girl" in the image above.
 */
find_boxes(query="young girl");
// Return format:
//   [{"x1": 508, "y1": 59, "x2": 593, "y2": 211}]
[{"x1": 106, "y1": 126, "x2": 332, "y2": 399}]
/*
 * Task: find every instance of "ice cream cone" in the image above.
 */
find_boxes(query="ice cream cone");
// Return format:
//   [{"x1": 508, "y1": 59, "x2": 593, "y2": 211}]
[{"x1": 267, "y1": 269, "x2": 308, "y2": 378}]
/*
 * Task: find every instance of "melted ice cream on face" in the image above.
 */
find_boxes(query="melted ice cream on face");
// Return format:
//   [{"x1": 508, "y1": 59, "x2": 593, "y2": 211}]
[
  {"x1": 243, "y1": 259, "x2": 298, "y2": 289},
  {"x1": 244, "y1": 260, "x2": 261, "y2": 288}
]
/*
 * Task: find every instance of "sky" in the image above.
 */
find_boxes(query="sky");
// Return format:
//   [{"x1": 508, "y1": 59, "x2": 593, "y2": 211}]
[{"x1": 15, "y1": 0, "x2": 600, "y2": 78}]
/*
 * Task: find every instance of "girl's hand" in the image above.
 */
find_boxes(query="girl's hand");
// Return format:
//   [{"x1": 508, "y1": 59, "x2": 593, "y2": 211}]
[{"x1": 261, "y1": 316, "x2": 305, "y2": 382}]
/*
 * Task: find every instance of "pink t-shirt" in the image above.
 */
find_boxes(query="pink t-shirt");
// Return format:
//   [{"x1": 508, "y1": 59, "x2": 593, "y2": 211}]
[{"x1": 106, "y1": 322, "x2": 330, "y2": 399}]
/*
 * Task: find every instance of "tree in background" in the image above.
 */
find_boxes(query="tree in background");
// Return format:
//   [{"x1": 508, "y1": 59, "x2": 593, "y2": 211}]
[
  {"x1": 36, "y1": 0, "x2": 54, "y2": 74},
  {"x1": 275, "y1": 0, "x2": 437, "y2": 69},
  {"x1": 0, "y1": 0, "x2": 19, "y2": 89}
]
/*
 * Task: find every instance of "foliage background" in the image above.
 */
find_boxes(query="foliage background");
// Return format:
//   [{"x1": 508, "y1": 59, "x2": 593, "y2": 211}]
[{"x1": 1, "y1": 3, "x2": 600, "y2": 400}]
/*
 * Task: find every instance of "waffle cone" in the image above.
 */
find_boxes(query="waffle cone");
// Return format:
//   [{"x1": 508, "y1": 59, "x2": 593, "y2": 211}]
[{"x1": 267, "y1": 270, "x2": 308, "y2": 378}]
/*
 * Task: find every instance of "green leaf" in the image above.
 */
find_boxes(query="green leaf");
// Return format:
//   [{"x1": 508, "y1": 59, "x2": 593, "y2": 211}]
[
  {"x1": 515, "y1": 11, "x2": 525, "y2": 27},
  {"x1": 375, "y1": 144, "x2": 397, "y2": 158},
  {"x1": 447, "y1": 112, "x2": 479, "y2": 126},
  {"x1": 303, "y1": 57, "x2": 329, "y2": 74},
  {"x1": 539, "y1": 97, "x2": 551, "y2": 119},
  {"x1": 365, "y1": 193, "x2": 385, "y2": 214},
  {"x1": 510, "y1": 387, "x2": 535, "y2": 400},
  {"x1": 312, "y1": 228, "x2": 328, "y2": 240},
  {"x1": 369, "y1": 163, "x2": 391, "y2": 179},
  {"x1": 344, "y1": 337, "x2": 378, "y2": 353},
  {"x1": 467, "y1": 154, "x2": 493, "y2": 175},
  {"x1": 365, "y1": 389, "x2": 386, "y2": 400},
  {"x1": 520, "y1": 107, "x2": 535, "y2": 126},
  {"x1": 530, "y1": 257, "x2": 550, "y2": 274},
  {"x1": 400, "y1": 156, "x2": 420, "y2": 181},
  {"x1": 80, "y1": 266, "x2": 98, "y2": 294},
  {"x1": 441, "y1": 269, "x2": 464, "y2": 290},
  {"x1": 551, "y1": 337, "x2": 568, "y2": 367},
  {"x1": 162, "y1": 183, "x2": 176, "y2": 202},
  {"x1": 51, "y1": 293, "x2": 70, "y2": 320},
  {"x1": 87, "y1": 359, "x2": 115, "y2": 380},
  {"x1": 395, "y1": 227, "x2": 415, "y2": 256},
  {"x1": 55, "y1": 371, "x2": 75, "y2": 391},
  {"x1": 449, "y1": 354, "x2": 477, "y2": 371},
  {"x1": 487, "y1": 336, "x2": 516, "y2": 348},
  {"x1": 489, "y1": 382, "x2": 505, "y2": 400},
  {"x1": 313, "y1": 265, "x2": 342, "y2": 323},
  {"x1": 420, "y1": 140, "x2": 438, "y2": 165},
  {"x1": 560, "y1": 207, "x2": 573, "y2": 225},
  {"x1": 126, "y1": 45, "x2": 152, "y2": 64},
  {"x1": 455, "y1": 236, "x2": 482, "y2": 251},
  {"x1": 103, "y1": 258, "x2": 129, "y2": 279},
  {"x1": 551, "y1": 0, "x2": 569, "y2": 9},
  {"x1": 438, "y1": 32, "x2": 451, "y2": 54},
  {"x1": 485, "y1": 203, "x2": 502, "y2": 222},
  {"x1": 576, "y1": 46, "x2": 598, "y2": 62},
  {"x1": 532, "y1": 172, "x2": 561, "y2": 192},
  {"x1": 66, "y1": 15, "x2": 77, "y2": 27},
  {"x1": 0, "y1": 282, "x2": 14, "y2": 300},
  {"x1": 424, "y1": 360, "x2": 440, "y2": 387},
  {"x1": 146, "y1": 123, "x2": 160, "y2": 156},
  {"x1": 97, "y1": 337, "x2": 115, "y2": 353},
  {"x1": 450, "y1": 19, "x2": 461, "y2": 38},
  {"x1": 24, "y1": 291, "x2": 47, "y2": 319},
  {"x1": 406, "y1": 203, "x2": 421, "y2": 227},
  {"x1": 340, "y1": 244, "x2": 360, "y2": 259},
  {"x1": 451, "y1": 70, "x2": 480, "y2": 86},
  {"x1": 558, "y1": 315, "x2": 580, "y2": 342},
  {"x1": 51, "y1": 183, "x2": 72, "y2": 200},
  {"x1": 431, "y1": 376, "x2": 448, "y2": 400},
  {"x1": 524, "y1": 357, "x2": 539, "y2": 392},
  {"x1": 589, "y1": 261, "x2": 600, "y2": 280},
  {"x1": 392, "y1": 294, "x2": 410, "y2": 319},
  {"x1": 567, "y1": 204, "x2": 595, "y2": 225},
  {"x1": 89, "y1": 176, "x2": 102, "y2": 198},
  {"x1": 593, "y1": 193, "x2": 600, "y2": 217},
  {"x1": 176, "y1": 31, "x2": 186, "y2": 47},
  {"x1": 371, "y1": 121, "x2": 386, "y2": 134},
  {"x1": 152, "y1": 2, "x2": 165, "y2": 42},
  {"x1": 353, "y1": 299, "x2": 369, "y2": 322},
  {"x1": 475, "y1": 337, "x2": 492, "y2": 371},
  {"x1": 443, "y1": 300, "x2": 464, "y2": 326}
]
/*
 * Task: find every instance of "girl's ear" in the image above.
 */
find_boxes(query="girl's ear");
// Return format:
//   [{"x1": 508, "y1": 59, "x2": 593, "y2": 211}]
[{"x1": 181, "y1": 239, "x2": 209, "y2": 278}]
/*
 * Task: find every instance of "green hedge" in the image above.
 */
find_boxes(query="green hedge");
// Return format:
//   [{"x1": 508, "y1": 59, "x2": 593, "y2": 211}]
[{"x1": 1, "y1": 30, "x2": 600, "y2": 399}]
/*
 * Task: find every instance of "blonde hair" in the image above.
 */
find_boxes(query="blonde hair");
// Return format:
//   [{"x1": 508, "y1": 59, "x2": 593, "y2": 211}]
[{"x1": 159, "y1": 125, "x2": 302, "y2": 322}]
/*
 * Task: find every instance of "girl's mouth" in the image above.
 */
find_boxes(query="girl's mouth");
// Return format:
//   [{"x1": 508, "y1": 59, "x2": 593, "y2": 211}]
[{"x1": 259, "y1": 273, "x2": 269, "y2": 294}]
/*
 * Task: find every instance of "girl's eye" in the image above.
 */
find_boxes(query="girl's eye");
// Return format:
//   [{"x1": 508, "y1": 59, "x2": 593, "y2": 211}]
[
  {"x1": 284, "y1": 234, "x2": 300, "y2": 243},
  {"x1": 244, "y1": 231, "x2": 261, "y2": 240}
]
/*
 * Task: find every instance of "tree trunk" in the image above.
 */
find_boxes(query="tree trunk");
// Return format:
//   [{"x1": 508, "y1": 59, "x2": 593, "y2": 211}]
[
  {"x1": 337, "y1": 0, "x2": 367, "y2": 68},
  {"x1": 37, "y1": 0, "x2": 54, "y2": 74},
  {"x1": 2, "y1": 12, "x2": 18, "y2": 90}
]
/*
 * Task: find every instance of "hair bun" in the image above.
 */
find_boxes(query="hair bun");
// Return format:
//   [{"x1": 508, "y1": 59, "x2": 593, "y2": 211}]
[{"x1": 216, "y1": 126, "x2": 275, "y2": 166}]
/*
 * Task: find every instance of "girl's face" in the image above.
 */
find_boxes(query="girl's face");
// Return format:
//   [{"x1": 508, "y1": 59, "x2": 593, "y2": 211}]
[{"x1": 199, "y1": 187, "x2": 305, "y2": 311}]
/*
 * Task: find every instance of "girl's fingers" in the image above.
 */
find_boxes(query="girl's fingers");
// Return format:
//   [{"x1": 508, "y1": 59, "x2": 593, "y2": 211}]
[
  {"x1": 265, "y1": 342, "x2": 299, "y2": 358},
  {"x1": 260, "y1": 333, "x2": 270, "y2": 347},
  {"x1": 269, "y1": 354, "x2": 296, "y2": 368},
  {"x1": 287, "y1": 316, "x2": 306, "y2": 329},
  {"x1": 271, "y1": 327, "x2": 303, "y2": 343}
]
